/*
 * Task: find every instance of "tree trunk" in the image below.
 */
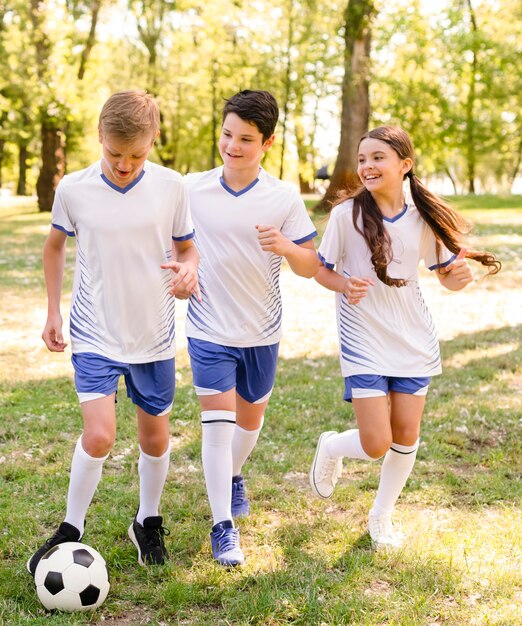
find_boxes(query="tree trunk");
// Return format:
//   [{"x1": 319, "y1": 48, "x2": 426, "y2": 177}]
[
  {"x1": 17, "y1": 142, "x2": 29, "y2": 196},
  {"x1": 36, "y1": 120, "x2": 65, "y2": 211},
  {"x1": 0, "y1": 139, "x2": 4, "y2": 189},
  {"x1": 316, "y1": 0, "x2": 375, "y2": 212},
  {"x1": 465, "y1": 0, "x2": 477, "y2": 194},
  {"x1": 279, "y1": 0, "x2": 294, "y2": 180},
  {"x1": 77, "y1": 0, "x2": 101, "y2": 80}
]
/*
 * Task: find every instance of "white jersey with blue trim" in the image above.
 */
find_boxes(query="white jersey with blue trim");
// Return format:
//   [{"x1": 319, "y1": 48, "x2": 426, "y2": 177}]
[
  {"x1": 318, "y1": 199, "x2": 456, "y2": 378},
  {"x1": 185, "y1": 166, "x2": 317, "y2": 347},
  {"x1": 51, "y1": 159, "x2": 194, "y2": 363}
]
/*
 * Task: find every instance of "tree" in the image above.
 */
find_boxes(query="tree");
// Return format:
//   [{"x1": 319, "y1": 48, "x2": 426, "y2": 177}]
[{"x1": 316, "y1": 0, "x2": 376, "y2": 211}]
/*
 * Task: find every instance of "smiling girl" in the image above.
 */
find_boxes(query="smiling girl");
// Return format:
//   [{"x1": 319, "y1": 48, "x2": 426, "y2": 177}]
[{"x1": 309, "y1": 125, "x2": 500, "y2": 548}]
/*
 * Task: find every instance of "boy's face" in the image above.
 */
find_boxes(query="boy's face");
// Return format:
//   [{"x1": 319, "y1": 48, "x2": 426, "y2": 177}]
[
  {"x1": 99, "y1": 130, "x2": 156, "y2": 187},
  {"x1": 218, "y1": 113, "x2": 274, "y2": 175}
]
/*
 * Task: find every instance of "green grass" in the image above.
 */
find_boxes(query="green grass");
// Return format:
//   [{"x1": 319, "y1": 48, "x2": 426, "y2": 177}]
[{"x1": 1, "y1": 196, "x2": 521, "y2": 625}]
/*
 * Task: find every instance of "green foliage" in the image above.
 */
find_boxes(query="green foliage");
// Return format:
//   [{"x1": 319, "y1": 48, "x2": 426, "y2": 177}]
[{"x1": 0, "y1": 0, "x2": 520, "y2": 195}]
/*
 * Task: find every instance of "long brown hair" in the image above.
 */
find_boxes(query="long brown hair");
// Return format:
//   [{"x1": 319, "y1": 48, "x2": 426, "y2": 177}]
[{"x1": 337, "y1": 126, "x2": 501, "y2": 287}]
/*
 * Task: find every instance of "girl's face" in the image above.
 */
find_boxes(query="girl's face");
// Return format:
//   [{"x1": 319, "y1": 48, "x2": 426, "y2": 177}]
[{"x1": 357, "y1": 137, "x2": 412, "y2": 194}]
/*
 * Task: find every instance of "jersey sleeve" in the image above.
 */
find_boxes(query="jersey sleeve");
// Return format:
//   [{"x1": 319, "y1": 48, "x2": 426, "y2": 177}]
[
  {"x1": 51, "y1": 180, "x2": 75, "y2": 236},
  {"x1": 420, "y1": 223, "x2": 455, "y2": 270},
  {"x1": 317, "y1": 205, "x2": 347, "y2": 270},
  {"x1": 281, "y1": 189, "x2": 317, "y2": 244},
  {"x1": 172, "y1": 179, "x2": 194, "y2": 241}
]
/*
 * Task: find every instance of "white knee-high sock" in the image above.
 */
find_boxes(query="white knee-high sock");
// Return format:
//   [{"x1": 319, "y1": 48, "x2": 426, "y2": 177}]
[
  {"x1": 65, "y1": 436, "x2": 108, "y2": 534},
  {"x1": 325, "y1": 428, "x2": 377, "y2": 461},
  {"x1": 371, "y1": 440, "x2": 419, "y2": 516},
  {"x1": 136, "y1": 444, "x2": 171, "y2": 525},
  {"x1": 201, "y1": 410, "x2": 236, "y2": 525},
  {"x1": 232, "y1": 417, "x2": 264, "y2": 477}
]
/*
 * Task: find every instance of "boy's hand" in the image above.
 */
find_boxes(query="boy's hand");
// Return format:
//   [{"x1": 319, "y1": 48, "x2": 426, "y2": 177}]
[
  {"x1": 256, "y1": 224, "x2": 291, "y2": 257},
  {"x1": 344, "y1": 276, "x2": 374, "y2": 305},
  {"x1": 42, "y1": 315, "x2": 67, "y2": 352},
  {"x1": 161, "y1": 261, "x2": 202, "y2": 302}
]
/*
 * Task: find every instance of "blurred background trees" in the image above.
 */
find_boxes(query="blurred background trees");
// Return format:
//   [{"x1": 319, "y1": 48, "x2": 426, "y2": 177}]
[{"x1": 0, "y1": 0, "x2": 520, "y2": 210}]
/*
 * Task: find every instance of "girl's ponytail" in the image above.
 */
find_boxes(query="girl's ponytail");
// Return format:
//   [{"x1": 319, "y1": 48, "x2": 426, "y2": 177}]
[{"x1": 408, "y1": 172, "x2": 501, "y2": 275}]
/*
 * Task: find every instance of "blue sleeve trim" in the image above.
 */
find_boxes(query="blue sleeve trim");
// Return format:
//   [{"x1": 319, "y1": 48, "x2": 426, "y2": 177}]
[
  {"x1": 172, "y1": 230, "x2": 195, "y2": 242},
  {"x1": 318, "y1": 251, "x2": 335, "y2": 270},
  {"x1": 428, "y1": 254, "x2": 455, "y2": 271},
  {"x1": 293, "y1": 230, "x2": 317, "y2": 245},
  {"x1": 52, "y1": 223, "x2": 75, "y2": 237}
]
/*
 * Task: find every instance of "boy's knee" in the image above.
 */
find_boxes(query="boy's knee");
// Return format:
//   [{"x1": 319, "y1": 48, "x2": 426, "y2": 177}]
[
  {"x1": 82, "y1": 431, "x2": 115, "y2": 457},
  {"x1": 140, "y1": 432, "x2": 170, "y2": 457}
]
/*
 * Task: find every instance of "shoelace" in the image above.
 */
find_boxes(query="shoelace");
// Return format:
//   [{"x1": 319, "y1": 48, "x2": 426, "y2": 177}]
[
  {"x1": 369, "y1": 516, "x2": 400, "y2": 542},
  {"x1": 216, "y1": 527, "x2": 239, "y2": 553},
  {"x1": 232, "y1": 482, "x2": 245, "y2": 504},
  {"x1": 318, "y1": 456, "x2": 339, "y2": 481},
  {"x1": 145, "y1": 525, "x2": 170, "y2": 548}
]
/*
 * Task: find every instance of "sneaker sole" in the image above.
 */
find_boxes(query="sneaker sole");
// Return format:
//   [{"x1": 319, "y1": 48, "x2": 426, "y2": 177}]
[
  {"x1": 213, "y1": 552, "x2": 245, "y2": 567},
  {"x1": 231, "y1": 504, "x2": 250, "y2": 518},
  {"x1": 26, "y1": 557, "x2": 35, "y2": 576},
  {"x1": 309, "y1": 431, "x2": 335, "y2": 499},
  {"x1": 128, "y1": 524, "x2": 146, "y2": 567}
]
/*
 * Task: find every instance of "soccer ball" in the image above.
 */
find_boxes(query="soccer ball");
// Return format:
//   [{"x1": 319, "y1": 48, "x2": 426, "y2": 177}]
[{"x1": 35, "y1": 542, "x2": 110, "y2": 611}]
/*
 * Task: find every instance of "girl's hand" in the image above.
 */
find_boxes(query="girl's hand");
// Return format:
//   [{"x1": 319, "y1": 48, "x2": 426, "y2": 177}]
[
  {"x1": 344, "y1": 276, "x2": 374, "y2": 304},
  {"x1": 437, "y1": 248, "x2": 473, "y2": 290}
]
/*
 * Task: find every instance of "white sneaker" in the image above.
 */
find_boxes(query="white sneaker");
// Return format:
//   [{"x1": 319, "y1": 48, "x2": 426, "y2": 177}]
[
  {"x1": 310, "y1": 431, "x2": 342, "y2": 498},
  {"x1": 368, "y1": 511, "x2": 404, "y2": 548}
]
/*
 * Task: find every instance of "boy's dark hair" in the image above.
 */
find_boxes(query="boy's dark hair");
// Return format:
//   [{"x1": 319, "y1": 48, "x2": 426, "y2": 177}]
[{"x1": 222, "y1": 90, "x2": 279, "y2": 142}]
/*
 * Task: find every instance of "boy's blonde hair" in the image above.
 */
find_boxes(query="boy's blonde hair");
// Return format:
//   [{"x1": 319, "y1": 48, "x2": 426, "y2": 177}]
[{"x1": 98, "y1": 90, "x2": 160, "y2": 139}]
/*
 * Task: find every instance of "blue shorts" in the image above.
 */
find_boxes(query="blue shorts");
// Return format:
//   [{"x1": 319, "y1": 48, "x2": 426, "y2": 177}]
[
  {"x1": 187, "y1": 338, "x2": 279, "y2": 404},
  {"x1": 343, "y1": 374, "x2": 430, "y2": 402},
  {"x1": 72, "y1": 353, "x2": 175, "y2": 416}
]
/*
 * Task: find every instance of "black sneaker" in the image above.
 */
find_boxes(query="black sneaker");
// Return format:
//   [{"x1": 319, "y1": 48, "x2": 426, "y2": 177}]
[
  {"x1": 128, "y1": 516, "x2": 170, "y2": 566},
  {"x1": 27, "y1": 521, "x2": 81, "y2": 576}
]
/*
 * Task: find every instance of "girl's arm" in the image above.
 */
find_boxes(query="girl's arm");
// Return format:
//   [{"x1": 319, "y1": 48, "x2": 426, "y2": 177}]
[
  {"x1": 256, "y1": 224, "x2": 320, "y2": 278},
  {"x1": 436, "y1": 250, "x2": 473, "y2": 291},
  {"x1": 315, "y1": 265, "x2": 374, "y2": 305}
]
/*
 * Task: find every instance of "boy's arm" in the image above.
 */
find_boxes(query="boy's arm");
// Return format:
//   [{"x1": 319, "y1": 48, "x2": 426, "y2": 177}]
[
  {"x1": 42, "y1": 227, "x2": 68, "y2": 352},
  {"x1": 162, "y1": 239, "x2": 201, "y2": 301},
  {"x1": 256, "y1": 224, "x2": 320, "y2": 278}
]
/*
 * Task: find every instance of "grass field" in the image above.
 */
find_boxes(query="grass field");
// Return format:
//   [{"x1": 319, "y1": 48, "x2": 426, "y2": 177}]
[{"x1": 0, "y1": 196, "x2": 521, "y2": 625}]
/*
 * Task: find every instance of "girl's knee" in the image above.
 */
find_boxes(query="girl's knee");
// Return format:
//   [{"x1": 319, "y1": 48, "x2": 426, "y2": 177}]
[
  {"x1": 391, "y1": 426, "x2": 420, "y2": 447},
  {"x1": 360, "y1": 434, "x2": 392, "y2": 460}
]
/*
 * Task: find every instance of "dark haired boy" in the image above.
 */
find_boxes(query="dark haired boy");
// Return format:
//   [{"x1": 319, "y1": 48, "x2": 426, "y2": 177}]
[{"x1": 182, "y1": 90, "x2": 319, "y2": 565}]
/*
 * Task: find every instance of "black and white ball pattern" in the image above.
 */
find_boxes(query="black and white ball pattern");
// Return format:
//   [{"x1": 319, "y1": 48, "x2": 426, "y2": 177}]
[{"x1": 35, "y1": 542, "x2": 110, "y2": 611}]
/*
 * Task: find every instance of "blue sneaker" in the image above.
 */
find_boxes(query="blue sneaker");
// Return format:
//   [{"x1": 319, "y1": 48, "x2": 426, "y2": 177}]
[
  {"x1": 231, "y1": 475, "x2": 250, "y2": 518},
  {"x1": 210, "y1": 520, "x2": 244, "y2": 566}
]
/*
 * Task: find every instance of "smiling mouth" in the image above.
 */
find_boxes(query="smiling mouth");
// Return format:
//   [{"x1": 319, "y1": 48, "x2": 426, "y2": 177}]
[{"x1": 365, "y1": 174, "x2": 380, "y2": 181}]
